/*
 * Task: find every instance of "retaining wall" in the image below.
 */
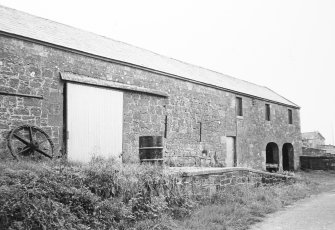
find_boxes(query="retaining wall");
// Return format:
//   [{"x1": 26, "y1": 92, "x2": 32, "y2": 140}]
[
  {"x1": 302, "y1": 147, "x2": 327, "y2": 156},
  {"x1": 170, "y1": 167, "x2": 295, "y2": 196}
]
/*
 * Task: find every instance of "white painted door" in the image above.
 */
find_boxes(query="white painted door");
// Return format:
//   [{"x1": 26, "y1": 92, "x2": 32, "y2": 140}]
[
  {"x1": 225, "y1": 136, "x2": 236, "y2": 167},
  {"x1": 67, "y1": 83, "x2": 123, "y2": 163}
]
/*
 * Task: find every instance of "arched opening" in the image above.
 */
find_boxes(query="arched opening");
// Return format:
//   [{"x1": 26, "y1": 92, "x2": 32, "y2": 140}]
[
  {"x1": 266, "y1": 142, "x2": 279, "y2": 172},
  {"x1": 282, "y1": 143, "x2": 294, "y2": 171}
]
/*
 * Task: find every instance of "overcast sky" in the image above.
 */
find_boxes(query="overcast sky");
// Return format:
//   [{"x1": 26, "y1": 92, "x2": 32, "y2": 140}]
[{"x1": 1, "y1": 0, "x2": 335, "y2": 144}]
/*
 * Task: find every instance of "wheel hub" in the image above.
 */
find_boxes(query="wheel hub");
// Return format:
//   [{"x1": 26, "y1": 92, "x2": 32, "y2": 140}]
[{"x1": 31, "y1": 141, "x2": 39, "y2": 149}]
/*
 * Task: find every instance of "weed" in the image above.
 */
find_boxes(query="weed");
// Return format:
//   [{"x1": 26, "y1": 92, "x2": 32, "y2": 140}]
[{"x1": 176, "y1": 179, "x2": 319, "y2": 230}]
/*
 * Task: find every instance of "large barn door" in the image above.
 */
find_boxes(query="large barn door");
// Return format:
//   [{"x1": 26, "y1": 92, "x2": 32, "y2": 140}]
[{"x1": 66, "y1": 83, "x2": 123, "y2": 163}]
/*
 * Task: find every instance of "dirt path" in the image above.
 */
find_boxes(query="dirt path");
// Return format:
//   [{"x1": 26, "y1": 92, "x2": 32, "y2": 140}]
[{"x1": 250, "y1": 171, "x2": 335, "y2": 230}]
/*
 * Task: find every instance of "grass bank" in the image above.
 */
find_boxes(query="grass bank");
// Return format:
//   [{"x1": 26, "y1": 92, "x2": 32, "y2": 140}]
[
  {"x1": 0, "y1": 159, "x2": 325, "y2": 230},
  {"x1": 173, "y1": 178, "x2": 319, "y2": 230}
]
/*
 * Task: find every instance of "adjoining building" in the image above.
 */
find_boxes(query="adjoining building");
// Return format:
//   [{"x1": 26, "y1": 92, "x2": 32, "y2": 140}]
[
  {"x1": 302, "y1": 131, "x2": 335, "y2": 156},
  {"x1": 302, "y1": 131, "x2": 325, "y2": 148},
  {"x1": 0, "y1": 5, "x2": 301, "y2": 171}
]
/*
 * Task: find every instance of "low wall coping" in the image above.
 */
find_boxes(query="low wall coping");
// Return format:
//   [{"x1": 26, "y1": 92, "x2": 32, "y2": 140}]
[
  {"x1": 167, "y1": 166, "x2": 293, "y2": 179},
  {"x1": 301, "y1": 155, "x2": 335, "y2": 159}
]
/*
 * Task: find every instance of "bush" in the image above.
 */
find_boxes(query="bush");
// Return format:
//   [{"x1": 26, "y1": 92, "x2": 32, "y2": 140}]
[{"x1": 0, "y1": 159, "x2": 189, "y2": 229}]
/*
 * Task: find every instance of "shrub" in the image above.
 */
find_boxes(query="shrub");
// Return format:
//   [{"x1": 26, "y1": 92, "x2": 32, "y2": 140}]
[{"x1": 0, "y1": 159, "x2": 189, "y2": 229}]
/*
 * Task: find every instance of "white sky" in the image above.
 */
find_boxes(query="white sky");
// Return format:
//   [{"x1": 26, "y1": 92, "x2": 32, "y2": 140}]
[{"x1": 1, "y1": 0, "x2": 335, "y2": 144}]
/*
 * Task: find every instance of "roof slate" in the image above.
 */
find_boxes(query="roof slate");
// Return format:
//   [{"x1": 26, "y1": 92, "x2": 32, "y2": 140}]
[{"x1": 0, "y1": 5, "x2": 299, "y2": 108}]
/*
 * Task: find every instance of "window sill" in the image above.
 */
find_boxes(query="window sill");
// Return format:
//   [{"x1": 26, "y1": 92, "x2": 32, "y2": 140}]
[{"x1": 237, "y1": 116, "x2": 244, "y2": 119}]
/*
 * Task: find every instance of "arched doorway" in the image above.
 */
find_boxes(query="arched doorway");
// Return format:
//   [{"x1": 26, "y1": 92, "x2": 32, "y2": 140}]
[
  {"x1": 282, "y1": 143, "x2": 294, "y2": 171},
  {"x1": 266, "y1": 142, "x2": 279, "y2": 172}
]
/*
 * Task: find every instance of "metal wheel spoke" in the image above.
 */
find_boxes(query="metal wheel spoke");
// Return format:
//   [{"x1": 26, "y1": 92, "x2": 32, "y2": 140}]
[
  {"x1": 38, "y1": 139, "x2": 48, "y2": 146},
  {"x1": 17, "y1": 146, "x2": 31, "y2": 155},
  {"x1": 35, "y1": 148, "x2": 52, "y2": 159},
  {"x1": 13, "y1": 134, "x2": 30, "y2": 145}
]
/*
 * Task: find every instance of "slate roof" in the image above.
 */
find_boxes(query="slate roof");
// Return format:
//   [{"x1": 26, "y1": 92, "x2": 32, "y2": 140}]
[
  {"x1": 302, "y1": 132, "x2": 325, "y2": 140},
  {"x1": 0, "y1": 5, "x2": 299, "y2": 108}
]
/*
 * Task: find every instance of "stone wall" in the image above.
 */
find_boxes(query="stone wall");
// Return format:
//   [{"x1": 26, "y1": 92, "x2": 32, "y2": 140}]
[
  {"x1": 319, "y1": 145, "x2": 335, "y2": 155},
  {"x1": 302, "y1": 147, "x2": 327, "y2": 156},
  {"x1": 171, "y1": 167, "x2": 295, "y2": 196},
  {"x1": 0, "y1": 35, "x2": 302, "y2": 170},
  {"x1": 235, "y1": 97, "x2": 302, "y2": 170}
]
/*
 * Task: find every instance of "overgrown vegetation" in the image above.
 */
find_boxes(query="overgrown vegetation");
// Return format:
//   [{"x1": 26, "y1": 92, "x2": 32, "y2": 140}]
[
  {"x1": 0, "y1": 158, "x2": 194, "y2": 230},
  {"x1": 0, "y1": 158, "x2": 324, "y2": 230},
  {"x1": 174, "y1": 179, "x2": 319, "y2": 230}
]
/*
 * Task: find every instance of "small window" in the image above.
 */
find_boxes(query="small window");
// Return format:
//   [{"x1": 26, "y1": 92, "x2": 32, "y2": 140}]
[
  {"x1": 288, "y1": 109, "x2": 293, "y2": 124},
  {"x1": 236, "y1": 97, "x2": 243, "y2": 116},
  {"x1": 265, "y1": 104, "x2": 270, "y2": 121}
]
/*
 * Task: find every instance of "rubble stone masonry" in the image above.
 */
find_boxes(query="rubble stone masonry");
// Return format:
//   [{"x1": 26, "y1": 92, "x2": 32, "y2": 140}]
[
  {"x1": 175, "y1": 167, "x2": 296, "y2": 196},
  {"x1": 0, "y1": 36, "x2": 302, "y2": 170}
]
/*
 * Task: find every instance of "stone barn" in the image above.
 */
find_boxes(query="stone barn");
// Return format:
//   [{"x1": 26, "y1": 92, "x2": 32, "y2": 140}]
[{"x1": 0, "y1": 5, "x2": 301, "y2": 171}]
